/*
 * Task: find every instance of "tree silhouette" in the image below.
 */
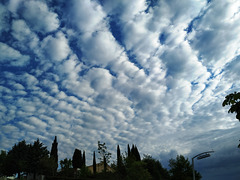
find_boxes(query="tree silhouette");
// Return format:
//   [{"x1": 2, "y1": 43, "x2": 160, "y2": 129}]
[
  {"x1": 117, "y1": 145, "x2": 120, "y2": 166},
  {"x1": 72, "y1": 149, "x2": 82, "y2": 169},
  {"x1": 93, "y1": 151, "x2": 96, "y2": 175},
  {"x1": 27, "y1": 139, "x2": 49, "y2": 179},
  {"x1": 142, "y1": 155, "x2": 170, "y2": 180},
  {"x1": 222, "y1": 91, "x2": 240, "y2": 121},
  {"x1": 59, "y1": 158, "x2": 73, "y2": 177},
  {"x1": 97, "y1": 141, "x2": 111, "y2": 164},
  {"x1": 6, "y1": 140, "x2": 29, "y2": 178},
  {"x1": 127, "y1": 144, "x2": 131, "y2": 157},
  {"x1": 223, "y1": 91, "x2": 240, "y2": 148},
  {"x1": 169, "y1": 155, "x2": 201, "y2": 180},
  {"x1": 130, "y1": 144, "x2": 141, "y2": 161},
  {"x1": 82, "y1": 151, "x2": 86, "y2": 167},
  {"x1": 0, "y1": 150, "x2": 7, "y2": 177},
  {"x1": 50, "y1": 136, "x2": 58, "y2": 174}
]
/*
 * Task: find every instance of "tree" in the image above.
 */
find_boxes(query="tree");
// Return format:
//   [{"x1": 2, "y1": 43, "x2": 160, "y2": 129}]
[
  {"x1": 93, "y1": 151, "x2": 96, "y2": 175},
  {"x1": 72, "y1": 149, "x2": 82, "y2": 169},
  {"x1": 223, "y1": 91, "x2": 240, "y2": 147},
  {"x1": 117, "y1": 145, "x2": 121, "y2": 168},
  {"x1": 82, "y1": 151, "x2": 86, "y2": 167},
  {"x1": 129, "y1": 144, "x2": 141, "y2": 161},
  {"x1": 116, "y1": 145, "x2": 126, "y2": 177},
  {"x1": 26, "y1": 139, "x2": 49, "y2": 179},
  {"x1": 6, "y1": 140, "x2": 29, "y2": 178},
  {"x1": 142, "y1": 155, "x2": 170, "y2": 180},
  {"x1": 50, "y1": 136, "x2": 58, "y2": 174},
  {"x1": 60, "y1": 158, "x2": 72, "y2": 170},
  {"x1": 0, "y1": 150, "x2": 7, "y2": 177},
  {"x1": 39, "y1": 156, "x2": 57, "y2": 176},
  {"x1": 127, "y1": 144, "x2": 131, "y2": 157},
  {"x1": 222, "y1": 91, "x2": 240, "y2": 121},
  {"x1": 126, "y1": 161, "x2": 151, "y2": 180},
  {"x1": 59, "y1": 158, "x2": 74, "y2": 177},
  {"x1": 97, "y1": 141, "x2": 111, "y2": 164},
  {"x1": 169, "y1": 155, "x2": 201, "y2": 180}
]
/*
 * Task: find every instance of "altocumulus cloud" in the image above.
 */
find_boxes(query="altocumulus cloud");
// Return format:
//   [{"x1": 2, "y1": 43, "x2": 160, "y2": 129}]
[{"x1": 0, "y1": 0, "x2": 240, "y2": 179}]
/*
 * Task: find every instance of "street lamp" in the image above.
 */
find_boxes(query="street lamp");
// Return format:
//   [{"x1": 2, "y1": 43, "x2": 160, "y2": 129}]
[{"x1": 192, "y1": 151, "x2": 214, "y2": 180}]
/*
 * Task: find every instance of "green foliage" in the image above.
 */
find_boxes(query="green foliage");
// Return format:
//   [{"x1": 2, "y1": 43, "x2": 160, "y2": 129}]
[
  {"x1": 222, "y1": 91, "x2": 240, "y2": 120},
  {"x1": 169, "y1": 155, "x2": 201, "y2": 180},
  {"x1": 126, "y1": 161, "x2": 151, "y2": 180},
  {"x1": 142, "y1": 155, "x2": 170, "y2": 180},
  {"x1": 98, "y1": 141, "x2": 111, "y2": 164}
]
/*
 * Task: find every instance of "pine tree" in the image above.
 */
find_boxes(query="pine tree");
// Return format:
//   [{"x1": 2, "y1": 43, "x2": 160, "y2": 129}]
[
  {"x1": 93, "y1": 151, "x2": 96, "y2": 175},
  {"x1": 50, "y1": 136, "x2": 58, "y2": 174}
]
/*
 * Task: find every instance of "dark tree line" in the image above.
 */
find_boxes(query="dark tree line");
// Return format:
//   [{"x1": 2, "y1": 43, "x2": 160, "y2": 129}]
[
  {"x1": 0, "y1": 139, "x2": 202, "y2": 180},
  {"x1": 113, "y1": 144, "x2": 201, "y2": 180}
]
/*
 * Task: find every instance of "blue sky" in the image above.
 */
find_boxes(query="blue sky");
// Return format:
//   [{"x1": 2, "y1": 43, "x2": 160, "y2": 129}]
[{"x1": 0, "y1": 0, "x2": 240, "y2": 179}]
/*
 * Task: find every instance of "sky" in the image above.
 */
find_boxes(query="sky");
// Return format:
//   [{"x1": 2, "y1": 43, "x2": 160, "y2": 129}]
[{"x1": 0, "y1": 0, "x2": 240, "y2": 179}]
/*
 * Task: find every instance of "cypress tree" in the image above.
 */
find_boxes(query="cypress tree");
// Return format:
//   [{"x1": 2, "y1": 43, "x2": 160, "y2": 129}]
[
  {"x1": 79, "y1": 150, "x2": 82, "y2": 168},
  {"x1": 131, "y1": 144, "x2": 135, "y2": 157},
  {"x1": 50, "y1": 136, "x2": 58, "y2": 173},
  {"x1": 72, "y1": 149, "x2": 81, "y2": 169},
  {"x1": 130, "y1": 144, "x2": 141, "y2": 161},
  {"x1": 135, "y1": 145, "x2": 141, "y2": 161},
  {"x1": 127, "y1": 144, "x2": 131, "y2": 157},
  {"x1": 93, "y1": 151, "x2": 96, "y2": 174},
  {"x1": 117, "y1": 145, "x2": 121, "y2": 168},
  {"x1": 82, "y1": 151, "x2": 86, "y2": 167}
]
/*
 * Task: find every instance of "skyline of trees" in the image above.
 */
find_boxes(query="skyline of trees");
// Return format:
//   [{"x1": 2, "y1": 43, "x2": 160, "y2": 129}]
[{"x1": 0, "y1": 137, "x2": 202, "y2": 179}]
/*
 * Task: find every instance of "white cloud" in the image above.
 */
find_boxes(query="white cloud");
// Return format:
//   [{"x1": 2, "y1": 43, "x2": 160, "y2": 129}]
[
  {"x1": 189, "y1": 0, "x2": 240, "y2": 72},
  {"x1": 86, "y1": 68, "x2": 113, "y2": 92},
  {"x1": 41, "y1": 32, "x2": 71, "y2": 62},
  {"x1": 67, "y1": 0, "x2": 106, "y2": 34},
  {"x1": 79, "y1": 30, "x2": 123, "y2": 66},
  {"x1": 21, "y1": 0, "x2": 59, "y2": 33},
  {"x1": 0, "y1": 42, "x2": 30, "y2": 66},
  {"x1": 11, "y1": 19, "x2": 39, "y2": 50}
]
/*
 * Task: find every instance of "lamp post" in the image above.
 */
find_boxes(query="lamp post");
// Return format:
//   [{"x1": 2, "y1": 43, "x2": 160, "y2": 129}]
[{"x1": 192, "y1": 151, "x2": 214, "y2": 180}]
